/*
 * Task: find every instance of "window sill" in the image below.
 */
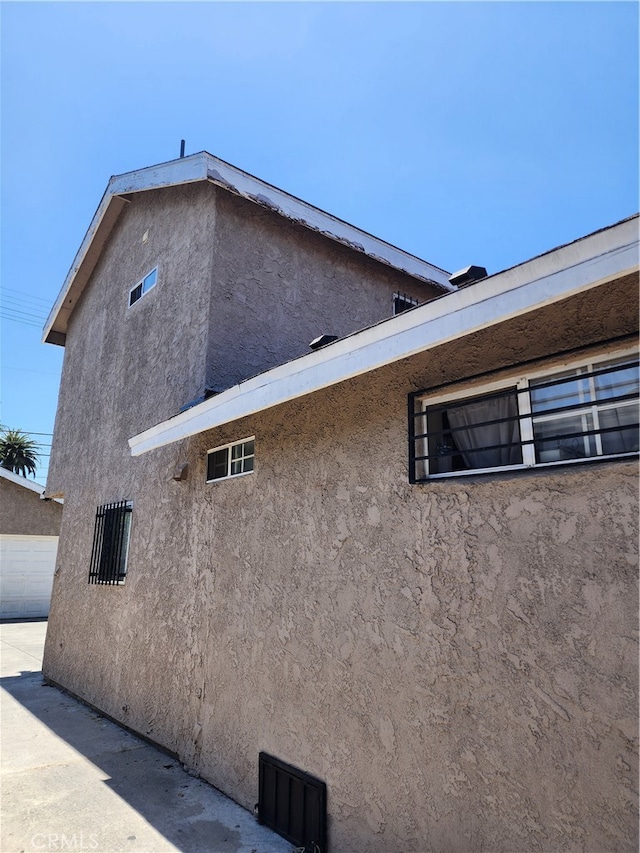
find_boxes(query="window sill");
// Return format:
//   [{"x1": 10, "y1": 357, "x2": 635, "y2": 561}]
[
  {"x1": 413, "y1": 451, "x2": 639, "y2": 483},
  {"x1": 206, "y1": 471, "x2": 254, "y2": 484}
]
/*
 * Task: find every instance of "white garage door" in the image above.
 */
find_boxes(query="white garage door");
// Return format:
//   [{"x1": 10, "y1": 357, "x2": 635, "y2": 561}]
[{"x1": 0, "y1": 535, "x2": 58, "y2": 619}]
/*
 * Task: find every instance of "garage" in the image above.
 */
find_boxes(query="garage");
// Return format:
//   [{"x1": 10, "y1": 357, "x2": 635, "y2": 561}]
[
  {"x1": 0, "y1": 468, "x2": 62, "y2": 620},
  {"x1": 0, "y1": 535, "x2": 59, "y2": 619}
]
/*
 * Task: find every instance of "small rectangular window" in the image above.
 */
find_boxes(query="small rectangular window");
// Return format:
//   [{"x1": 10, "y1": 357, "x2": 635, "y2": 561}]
[
  {"x1": 88, "y1": 501, "x2": 132, "y2": 584},
  {"x1": 129, "y1": 267, "x2": 158, "y2": 307},
  {"x1": 394, "y1": 292, "x2": 419, "y2": 315},
  {"x1": 410, "y1": 352, "x2": 639, "y2": 481},
  {"x1": 207, "y1": 437, "x2": 255, "y2": 482}
]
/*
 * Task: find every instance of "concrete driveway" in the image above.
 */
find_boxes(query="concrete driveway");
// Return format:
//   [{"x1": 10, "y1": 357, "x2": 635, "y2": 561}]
[{"x1": 0, "y1": 620, "x2": 294, "y2": 853}]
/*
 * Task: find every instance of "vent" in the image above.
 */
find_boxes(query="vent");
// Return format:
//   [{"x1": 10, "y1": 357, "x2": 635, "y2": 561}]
[
  {"x1": 449, "y1": 264, "x2": 488, "y2": 288},
  {"x1": 258, "y1": 752, "x2": 327, "y2": 853},
  {"x1": 309, "y1": 334, "x2": 338, "y2": 350}
]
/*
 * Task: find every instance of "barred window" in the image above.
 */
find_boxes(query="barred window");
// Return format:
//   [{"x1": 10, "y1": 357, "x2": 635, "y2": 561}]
[
  {"x1": 207, "y1": 437, "x2": 255, "y2": 482},
  {"x1": 410, "y1": 352, "x2": 639, "y2": 481},
  {"x1": 393, "y1": 292, "x2": 419, "y2": 315},
  {"x1": 89, "y1": 501, "x2": 132, "y2": 585}
]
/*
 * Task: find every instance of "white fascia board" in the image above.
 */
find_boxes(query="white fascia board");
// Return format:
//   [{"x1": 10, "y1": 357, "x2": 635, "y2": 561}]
[
  {"x1": 106, "y1": 152, "x2": 210, "y2": 195},
  {"x1": 0, "y1": 467, "x2": 45, "y2": 495},
  {"x1": 199, "y1": 154, "x2": 452, "y2": 288},
  {"x1": 43, "y1": 152, "x2": 453, "y2": 343},
  {"x1": 43, "y1": 184, "x2": 113, "y2": 343},
  {"x1": 129, "y1": 217, "x2": 639, "y2": 457},
  {"x1": 113, "y1": 152, "x2": 452, "y2": 287},
  {"x1": 42, "y1": 156, "x2": 209, "y2": 344}
]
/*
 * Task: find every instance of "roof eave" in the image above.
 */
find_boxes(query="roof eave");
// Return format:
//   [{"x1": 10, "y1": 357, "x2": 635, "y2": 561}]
[
  {"x1": 0, "y1": 466, "x2": 45, "y2": 494},
  {"x1": 43, "y1": 152, "x2": 454, "y2": 344},
  {"x1": 128, "y1": 215, "x2": 639, "y2": 457}
]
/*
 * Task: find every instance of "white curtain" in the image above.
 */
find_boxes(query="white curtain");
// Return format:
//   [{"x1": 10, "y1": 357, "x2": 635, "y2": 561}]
[{"x1": 448, "y1": 395, "x2": 521, "y2": 469}]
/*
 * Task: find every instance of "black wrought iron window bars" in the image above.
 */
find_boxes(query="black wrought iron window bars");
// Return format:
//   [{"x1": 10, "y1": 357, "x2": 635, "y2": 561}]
[{"x1": 410, "y1": 357, "x2": 639, "y2": 481}]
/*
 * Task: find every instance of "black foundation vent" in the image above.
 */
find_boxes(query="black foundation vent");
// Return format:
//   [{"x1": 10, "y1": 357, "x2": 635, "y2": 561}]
[{"x1": 258, "y1": 752, "x2": 327, "y2": 853}]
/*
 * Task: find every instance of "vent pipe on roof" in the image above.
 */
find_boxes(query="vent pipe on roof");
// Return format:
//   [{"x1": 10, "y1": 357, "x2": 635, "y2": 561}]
[
  {"x1": 449, "y1": 265, "x2": 488, "y2": 288},
  {"x1": 180, "y1": 139, "x2": 186, "y2": 158}
]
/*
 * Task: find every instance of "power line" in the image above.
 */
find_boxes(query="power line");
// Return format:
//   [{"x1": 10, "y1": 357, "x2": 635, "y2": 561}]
[
  {"x1": 0, "y1": 313, "x2": 45, "y2": 328},
  {"x1": 0, "y1": 287, "x2": 52, "y2": 306},
  {"x1": 1, "y1": 432, "x2": 53, "y2": 437},
  {"x1": 1, "y1": 307, "x2": 48, "y2": 323},
  {"x1": 1, "y1": 293, "x2": 49, "y2": 311},
  {"x1": 0, "y1": 429, "x2": 53, "y2": 437}
]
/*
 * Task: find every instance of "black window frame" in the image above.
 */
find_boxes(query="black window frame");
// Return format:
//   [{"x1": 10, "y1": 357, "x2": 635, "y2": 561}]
[{"x1": 88, "y1": 501, "x2": 133, "y2": 585}]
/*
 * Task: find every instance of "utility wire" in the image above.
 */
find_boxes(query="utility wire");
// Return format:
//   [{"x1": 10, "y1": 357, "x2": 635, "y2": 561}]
[
  {"x1": 0, "y1": 313, "x2": 45, "y2": 328},
  {"x1": 0, "y1": 287, "x2": 52, "y2": 306},
  {"x1": 1, "y1": 307, "x2": 48, "y2": 323},
  {"x1": 1, "y1": 293, "x2": 50, "y2": 311}
]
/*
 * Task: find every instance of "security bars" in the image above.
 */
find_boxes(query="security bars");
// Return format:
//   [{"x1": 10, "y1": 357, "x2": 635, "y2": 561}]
[
  {"x1": 88, "y1": 501, "x2": 132, "y2": 584},
  {"x1": 410, "y1": 356, "x2": 639, "y2": 481}
]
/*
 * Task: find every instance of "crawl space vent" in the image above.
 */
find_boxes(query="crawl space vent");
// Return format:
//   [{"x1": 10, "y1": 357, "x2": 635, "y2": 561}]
[{"x1": 258, "y1": 752, "x2": 327, "y2": 852}]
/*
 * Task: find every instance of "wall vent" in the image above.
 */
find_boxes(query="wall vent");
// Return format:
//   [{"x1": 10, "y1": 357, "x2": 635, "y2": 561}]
[{"x1": 258, "y1": 752, "x2": 327, "y2": 853}]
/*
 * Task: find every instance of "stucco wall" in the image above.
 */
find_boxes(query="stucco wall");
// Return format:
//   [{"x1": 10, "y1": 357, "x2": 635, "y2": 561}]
[
  {"x1": 47, "y1": 182, "x2": 440, "y2": 498},
  {"x1": 206, "y1": 190, "x2": 439, "y2": 390},
  {"x1": 47, "y1": 183, "x2": 217, "y2": 497},
  {"x1": 0, "y1": 477, "x2": 62, "y2": 537},
  {"x1": 43, "y1": 286, "x2": 638, "y2": 852}
]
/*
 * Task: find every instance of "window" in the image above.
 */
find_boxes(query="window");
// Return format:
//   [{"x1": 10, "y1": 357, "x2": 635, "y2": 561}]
[
  {"x1": 129, "y1": 267, "x2": 157, "y2": 307},
  {"x1": 88, "y1": 501, "x2": 132, "y2": 584},
  {"x1": 394, "y1": 292, "x2": 419, "y2": 315},
  {"x1": 410, "y1": 352, "x2": 639, "y2": 481},
  {"x1": 207, "y1": 437, "x2": 255, "y2": 482}
]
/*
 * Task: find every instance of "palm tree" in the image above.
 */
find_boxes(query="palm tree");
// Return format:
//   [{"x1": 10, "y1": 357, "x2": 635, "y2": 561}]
[{"x1": 0, "y1": 428, "x2": 40, "y2": 478}]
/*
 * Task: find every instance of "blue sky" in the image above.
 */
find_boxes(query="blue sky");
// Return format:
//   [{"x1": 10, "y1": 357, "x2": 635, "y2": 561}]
[{"x1": 1, "y1": 0, "x2": 638, "y2": 484}]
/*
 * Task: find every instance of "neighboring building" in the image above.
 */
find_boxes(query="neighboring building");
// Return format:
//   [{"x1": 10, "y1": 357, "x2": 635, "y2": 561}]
[
  {"x1": 42, "y1": 152, "x2": 638, "y2": 853},
  {"x1": 0, "y1": 468, "x2": 62, "y2": 619}
]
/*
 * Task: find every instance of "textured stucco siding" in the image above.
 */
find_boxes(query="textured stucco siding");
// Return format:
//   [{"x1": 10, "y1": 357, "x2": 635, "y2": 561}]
[
  {"x1": 47, "y1": 182, "x2": 440, "y2": 498},
  {"x1": 206, "y1": 189, "x2": 440, "y2": 391},
  {"x1": 43, "y1": 318, "x2": 638, "y2": 852},
  {"x1": 0, "y1": 477, "x2": 62, "y2": 537},
  {"x1": 46, "y1": 184, "x2": 216, "y2": 496}
]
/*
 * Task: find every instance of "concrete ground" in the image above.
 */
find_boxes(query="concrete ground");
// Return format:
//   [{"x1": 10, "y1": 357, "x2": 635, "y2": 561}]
[{"x1": 0, "y1": 620, "x2": 294, "y2": 853}]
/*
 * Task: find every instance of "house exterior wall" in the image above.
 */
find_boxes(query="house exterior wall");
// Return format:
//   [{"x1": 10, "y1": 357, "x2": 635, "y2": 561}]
[
  {"x1": 0, "y1": 477, "x2": 62, "y2": 537},
  {"x1": 46, "y1": 183, "x2": 217, "y2": 497},
  {"x1": 206, "y1": 190, "x2": 439, "y2": 390},
  {"x1": 47, "y1": 182, "x2": 439, "y2": 498},
  {"x1": 43, "y1": 279, "x2": 638, "y2": 852}
]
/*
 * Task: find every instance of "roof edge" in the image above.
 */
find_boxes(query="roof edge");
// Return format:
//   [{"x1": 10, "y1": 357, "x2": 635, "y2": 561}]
[
  {"x1": 129, "y1": 215, "x2": 639, "y2": 457},
  {"x1": 44, "y1": 152, "x2": 454, "y2": 344},
  {"x1": 0, "y1": 467, "x2": 46, "y2": 494}
]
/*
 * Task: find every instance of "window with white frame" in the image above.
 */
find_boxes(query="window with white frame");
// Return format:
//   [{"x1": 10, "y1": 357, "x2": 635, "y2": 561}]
[
  {"x1": 129, "y1": 267, "x2": 158, "y2": 307},
  {"x1": 410, "y1": 351, "x2": 639, "y2": 481},
  {"x1": 207, "y1": 437, "x2": 255, "y2": 482}
]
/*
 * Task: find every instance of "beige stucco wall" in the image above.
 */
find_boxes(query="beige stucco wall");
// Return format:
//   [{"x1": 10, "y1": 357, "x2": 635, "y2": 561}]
[
  {"x1": 47, "y1": 183, "x2": 216, "y2": 497},
  {"x1": 47, "y1": 182, "x2": 439, "y2": 498},
  {"x1": 0, "y1": 477, "x2": 62, "y2": 537},
  {"x1": 206, "y1": 190, "x2": 439, "y2": 390},
  {"x1": 43, "y1": 275, "x2": 638, "y2": 852}
]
